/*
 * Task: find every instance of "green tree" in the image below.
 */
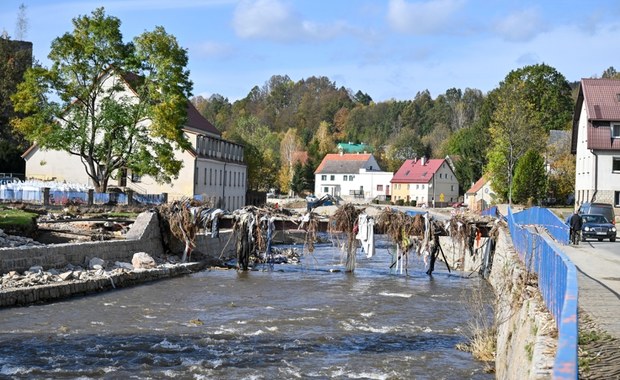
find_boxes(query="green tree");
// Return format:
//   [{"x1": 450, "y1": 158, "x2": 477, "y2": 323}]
[
  {"x1": 602, "y1": 66, "x2": 620, "y2": 79},
  {"x1": 290, "y1": 160, "x2": 305, "y2": 196},
  {"x1": 501, "y1": 63, "x2": 573, "y2": 132},
  {"x1": 486, "y1": 80, "x2": 542, "y2": 203},
  {"x1": 548, "y1": 153, "x2": 575, "y2": 205},
  {"x1": 445, "y1": 90, "x2": 495, "y2": 193},
  {"x1": 11, "y1": 8, "x2": 192, "y2": 192},
  {"x1": 224, "y1": 116, "x2": 279, "y2": 191},
  {"x1": 313, "y1": 121, "x2": 336, "y2": 157},
  {"x1": 512, "y1": 149, "x2": 547, "y2": 205},
  {"x1": 383, "y1": 128, "x2": 425, "y2": 171},
  {"x1": 0, "y1": 37, "x2": 32, "y2": 174}
]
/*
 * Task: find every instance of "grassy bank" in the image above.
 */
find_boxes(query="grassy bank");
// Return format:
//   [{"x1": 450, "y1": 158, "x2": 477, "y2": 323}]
[{"x1": 0, "y1": 206, "x2": 38, "y2": 235}]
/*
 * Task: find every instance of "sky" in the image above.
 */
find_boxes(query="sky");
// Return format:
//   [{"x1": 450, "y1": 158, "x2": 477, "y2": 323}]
[{"x1": 1, "y1": 0, "x2": 619, "y2": 103}]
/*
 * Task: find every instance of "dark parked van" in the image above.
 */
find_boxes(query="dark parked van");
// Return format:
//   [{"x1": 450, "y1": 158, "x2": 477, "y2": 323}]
[{"x1": 578, "y1": 202, "x2": 616, "y2": 225}]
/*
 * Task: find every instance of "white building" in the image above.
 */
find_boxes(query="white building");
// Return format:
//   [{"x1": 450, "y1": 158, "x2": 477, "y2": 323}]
[
  {"x1": 571, "y1": 78, "x2": 620, "y2": 211},
  {"x1": 464, "y1": 176, "x2": 495, "y2": 211},
  {"x1": 314, "y1": 153, "x2": 393, "y2": 202}
]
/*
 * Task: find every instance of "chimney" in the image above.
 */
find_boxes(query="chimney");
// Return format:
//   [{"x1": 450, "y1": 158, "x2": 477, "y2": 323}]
[{"x1": 421, "y1": 156, "x2": 426, "y2": 166}]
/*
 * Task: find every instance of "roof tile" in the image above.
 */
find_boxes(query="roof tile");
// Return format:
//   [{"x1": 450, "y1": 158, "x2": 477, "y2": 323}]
[{"x1": 391, "y1": 158, "x2": 444, "y2": 183}]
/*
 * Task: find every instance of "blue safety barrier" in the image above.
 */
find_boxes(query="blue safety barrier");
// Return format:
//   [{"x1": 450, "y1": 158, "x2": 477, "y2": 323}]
[
  {"x1": 1, "y1": 188, "x2": 162, "y2": 206},
  {"x1": 507, "y1": 208, "x2": 578, "y2": 380},
  {"x1": 481, "y1": 205, "x2": 499, "y2": 217},
  {"x1": 511, "y1": 206, "x2": 570, "y2": 245}
]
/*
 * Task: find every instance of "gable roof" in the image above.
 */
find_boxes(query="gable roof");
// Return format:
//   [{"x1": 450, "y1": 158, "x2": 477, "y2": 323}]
[
  {"x1": 391, "y1": 158, "x2": 445, "y2": 184},
  {"x1": 581, "y1": 78, "x2": 620, "y2": 121},
  {"x1": 572, "y1": 78, "x2": 620, "y2": 153},
  {"x1": 185, "y1": 101, "x2": 221, "y2": 136},
  {"x1": 315, "y1": 153, "x2": 373, "y2": 174},
  {"x1": 466, "y1": 175, "x2": 488, "y2": 194}
]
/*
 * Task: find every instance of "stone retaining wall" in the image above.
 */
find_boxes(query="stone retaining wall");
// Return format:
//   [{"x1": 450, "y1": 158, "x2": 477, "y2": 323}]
[
  {"x1": 0, "y1": 211, "x2": 164, "y2": 274},
  {"x1": 0, "y1": 211, "x2": 237, "y2": 307},
  {"x1": 485, "y1": 228, "x2": 556, "y2": 379},
  {"x1": 0, "y1": 262, "x2": 205, "y2": 307},
  {"x1": 0, "y1": 211, "x2": 237, "y2": 275},
  {"x1": 441, "y1": 228, "x2": 556, "y2": 378}
]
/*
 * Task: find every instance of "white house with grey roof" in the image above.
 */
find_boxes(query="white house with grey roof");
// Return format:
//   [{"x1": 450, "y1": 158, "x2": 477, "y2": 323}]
[{"x1": 314, "y1": 153, "x2": 393, "y2": 202}]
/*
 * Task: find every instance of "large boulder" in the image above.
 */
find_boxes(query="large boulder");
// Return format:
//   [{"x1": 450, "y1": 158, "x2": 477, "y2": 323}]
[
  {"x1": 88, "y1": 257, "x2": 106, "y2": 270},
  {"x1": 132, "y1": 252, "x2": 156, "y2": 269}
]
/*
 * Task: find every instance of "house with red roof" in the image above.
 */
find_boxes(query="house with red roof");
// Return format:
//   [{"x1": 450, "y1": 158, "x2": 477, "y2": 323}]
[
  {"x1": 571, "y1": 78, "x2": 620, "y2": 210},
  {"x1": 314, "y1": 153, "x2": 393, "y2": 201},
  {"x1": 22, "y1": 70, "x2": 246, "y2": 209},
  {"x1": 390, "y1": 157, "x2": 459, "y2": 207},
  {"x1": 464, "y1": 175, "x2": 495, "y2": 211}
]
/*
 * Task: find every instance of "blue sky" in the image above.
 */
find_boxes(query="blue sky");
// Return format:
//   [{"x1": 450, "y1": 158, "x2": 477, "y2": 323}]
[{"x1": 1, "y1": 0, "x2": 619, "y2": 102}]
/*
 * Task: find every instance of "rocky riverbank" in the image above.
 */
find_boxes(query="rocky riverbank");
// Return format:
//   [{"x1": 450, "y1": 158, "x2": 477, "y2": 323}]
[{"x1": 0, "y1": 228, "x2": 43, "y2": 248}]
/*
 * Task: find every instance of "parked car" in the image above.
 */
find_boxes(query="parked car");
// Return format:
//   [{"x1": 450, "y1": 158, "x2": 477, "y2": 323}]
[
  {"x1": 451, "y1": 201, "x2": 467, "y2": 208},
  {"x1": 580, "y1": 214, "x2": 617, "y2": 242},
  {"x1": 578, "y1": 202, "x2": 616, "y2": 225}
]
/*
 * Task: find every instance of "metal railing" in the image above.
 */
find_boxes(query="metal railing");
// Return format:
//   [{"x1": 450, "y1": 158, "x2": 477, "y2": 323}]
[
  {"x1": 507, "y1": 207, "x2": 578, "y2": 380},
  {"x1": 1, "y1": 188, "x2": 163, "y2": 206},
  {"x1": 511, "y1": 206, "x2": 570, "y2": 245}
]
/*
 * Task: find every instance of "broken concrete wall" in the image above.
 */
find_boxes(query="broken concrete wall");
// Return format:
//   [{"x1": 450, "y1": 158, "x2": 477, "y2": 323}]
[{"x1": 0, "y1": 211, "x2": 164, "y2": 274}]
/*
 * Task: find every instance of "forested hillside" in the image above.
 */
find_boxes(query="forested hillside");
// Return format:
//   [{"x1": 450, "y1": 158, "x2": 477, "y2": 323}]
[{"x1": 192, "y1": 63, "x2": 614, "y2": 204}]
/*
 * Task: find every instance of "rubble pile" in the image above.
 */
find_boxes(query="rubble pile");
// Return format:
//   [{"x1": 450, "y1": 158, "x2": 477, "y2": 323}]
[
  {"x1": 0, "y1": 228, "x2": 43, "y2": 248},
  {"x1": 0, "y1": 252, "x2": 175, "y2": 290}
]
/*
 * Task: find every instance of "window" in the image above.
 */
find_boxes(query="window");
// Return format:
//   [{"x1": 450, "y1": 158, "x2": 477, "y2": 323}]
[
  {"x1": 613, "y1": 157, "x2": 620, "y2": 173},
  {"x1": 613, "y1": 124, "x2": 620, "y2": 138},
  {"x1": 323, "y1": 187, "x2": 329, "y2": 193},
  {"x1": 321, "y1": 175, "x2": 327, "y2": 181},
  {"x1": 204, "y1": 168, "x2": 207, "y2": 185},
  {"x1": 195, "y1": 167, "x2": 199, "y2": 184},
  {"x1": 377, "y1": 185, "x2": 383, "y2": 191},
  {"x1": 416, "y1": 184, "x2": 419, "y2": 189},
  {"x1": 130, "y1": 171, "x2": 141, "y2": 183},
  {"x1": 616, "y1": 191, "x2": 620, "y2": 207},
  {"x1": 421, "y1": 184, "x2": 425, "y2": 189},
  {"x1": 451, "y1": 185, "x2": 454, "y2": 191},
  {"x1": 330, "y1": 175, "x2": 335, "y2": 181},
  {"x1": 209, "y1": 168, "x2": 212, "y2": 185},
  {"x1": 343, "y1": 175, "x2": 348, "y2": 181},
  {"x1": 349, "y1": 175, "x2": 354, "y2": 181}
]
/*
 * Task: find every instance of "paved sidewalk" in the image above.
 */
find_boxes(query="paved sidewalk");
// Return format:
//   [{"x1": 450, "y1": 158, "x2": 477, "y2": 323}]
[{"x1": 560, "y1": 243, "x2": 620, "y2": 339}]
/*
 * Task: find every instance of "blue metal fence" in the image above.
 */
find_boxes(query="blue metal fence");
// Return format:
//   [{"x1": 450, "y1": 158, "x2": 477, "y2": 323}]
[
  {"x1": 1, "y1": 188, "x2": 162, "y2": 206},
  {"x1": 481, "y1": 205, "x2": 499, "y2": 217},
  {"x1": 0, "y1": 189, "x2": 42, "y2": 203},
  {"x1": 511, "y1": 206, "x2": 570, "y2": 245},
  {"x1": 507, "y1": 207, "x2": 578, "y2": 380}
]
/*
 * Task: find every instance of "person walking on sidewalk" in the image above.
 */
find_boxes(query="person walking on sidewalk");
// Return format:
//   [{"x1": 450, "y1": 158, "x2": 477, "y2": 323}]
[{"x1": 569, "y1": 210, "x2": 583, "y2": 245}]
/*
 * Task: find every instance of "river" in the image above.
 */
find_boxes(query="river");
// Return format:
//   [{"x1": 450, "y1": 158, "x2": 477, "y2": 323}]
[{"x1": 0, "y1": 236, "x2": 494, "y2": 379}]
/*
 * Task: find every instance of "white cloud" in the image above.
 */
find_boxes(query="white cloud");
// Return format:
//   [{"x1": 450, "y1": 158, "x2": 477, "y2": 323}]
[
  {"x1": 232, "y1": 0, "x2": 354, "y2": 42},
  {"x1": 387, "y1": 0, "x2": 466, "y2": 34},
  {"x1": 493, "y1": 8, "x2": 547, "y2": 42}
]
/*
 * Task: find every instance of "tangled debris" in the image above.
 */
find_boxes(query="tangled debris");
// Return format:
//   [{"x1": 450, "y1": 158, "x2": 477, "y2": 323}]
[
  {"x1": 158, "y1": 198, "x2": 224, "y2": 262},
  {"x1": 329, "y1": 203, "x2": 364, "y2": 272}
]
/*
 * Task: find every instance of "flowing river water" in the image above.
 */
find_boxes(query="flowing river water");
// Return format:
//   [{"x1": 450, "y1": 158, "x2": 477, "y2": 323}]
[{"x1": 0, "y1": 236, "x2": 494, "y2": 379}]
